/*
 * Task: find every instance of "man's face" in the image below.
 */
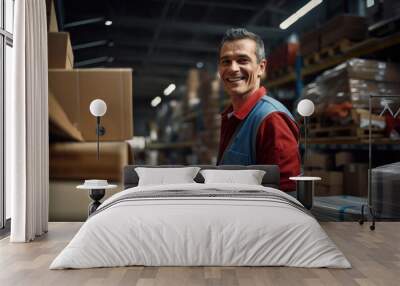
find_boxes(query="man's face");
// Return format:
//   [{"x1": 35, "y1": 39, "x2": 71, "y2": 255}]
[{"x1": 218, "y1": 38, "x2": 266, "y2": 98}]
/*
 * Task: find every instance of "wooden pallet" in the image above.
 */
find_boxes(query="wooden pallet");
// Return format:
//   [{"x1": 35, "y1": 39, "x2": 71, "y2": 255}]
[
  {"x1": 309, "y1": 125, "x2": 384, "y2": 139},
  {"x1": 303, "y1": 39, "x2": 354, "y2": 67},
  {"x1": 307, "y1": 109, "x2": 387, "y2": 130},
  {"x1": 320, "y1": 39, "x2": 354, "y2": 58}
]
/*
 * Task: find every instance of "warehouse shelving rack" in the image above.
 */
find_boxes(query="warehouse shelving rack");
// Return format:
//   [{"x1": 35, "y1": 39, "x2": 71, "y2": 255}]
[
  {"x1": 146, "y1": 31, "x2": 400, "y2": 164},
  {"x1": 267, "y1": 30, "x2": 400, "y2": 223},
  {"x1": 267, "y1": 32, "x2": 400, "y2": 89}
]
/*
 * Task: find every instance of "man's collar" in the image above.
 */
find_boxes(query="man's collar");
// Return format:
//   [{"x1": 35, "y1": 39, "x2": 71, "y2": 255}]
[{"x1": 221, "y1": 86, "x2": 267, "y2": 120}]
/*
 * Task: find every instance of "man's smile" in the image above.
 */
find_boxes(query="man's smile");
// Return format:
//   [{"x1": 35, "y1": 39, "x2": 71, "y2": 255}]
[{"x1": 225, "y1": 75, "x2": 246, "y2": 83}]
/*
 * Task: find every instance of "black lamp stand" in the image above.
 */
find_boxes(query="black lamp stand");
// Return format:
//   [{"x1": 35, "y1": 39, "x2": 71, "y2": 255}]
[{"x1": 96, "y1": 116, "x2": 106, "y2": 160}]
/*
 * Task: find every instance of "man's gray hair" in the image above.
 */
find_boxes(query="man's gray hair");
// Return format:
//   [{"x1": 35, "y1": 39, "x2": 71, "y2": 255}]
[{"x1": 219, "y1": 28, "x2": 266, "y2": 63}]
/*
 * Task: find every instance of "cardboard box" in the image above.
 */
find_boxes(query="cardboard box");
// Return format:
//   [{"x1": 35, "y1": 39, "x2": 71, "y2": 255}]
[
  {"x1": 186, "y1": 69, "x2": 200, "y2": 108},
  {"x1": 50, "y1": 142, "x2": 133, "y2": 181},
  {"x1": 312, "y1": 58, "x2": 400, "y2": 116},
  {"x1": 49, "y1": 180, "x2": 121, "y2": 222},
  {"x1": 345, "y1": 59, "x2": 400, "y2": 83},
  {"x1": 305, "y1": 152, "x2": 332, "y2": 170},
  {"x1": 328, "y1": 171, "x2": 344, "y2": 195},
  {"x1": 48, "y1": 32, "x2": 74, "y2": 69},
  {"x1": 344, "y1": 163, "x2": 368, "y2": 197},
  {"x1": 320, "y1": 14, "x2": 367, "y2": 47},
  {"x1": 49, "y1": 91, "x2": 84, "y2": 142},
  {"x1": 335, "y1": 152, "x2": 354, "y2": 168},
  {"x1": 309, "y1": 170, "x2": 343, "y2": 196},
  {"x1": 48, "y1": 68, "x2": 133, "y2": 141},
  {"x1": 46, "y1": 0, "x2": 58, "y2": 32}
]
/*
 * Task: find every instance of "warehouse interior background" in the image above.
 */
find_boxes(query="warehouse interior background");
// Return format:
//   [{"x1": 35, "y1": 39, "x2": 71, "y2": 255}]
[{"x1": 3, "y1": 0, "x2": 400, "y2": 226}]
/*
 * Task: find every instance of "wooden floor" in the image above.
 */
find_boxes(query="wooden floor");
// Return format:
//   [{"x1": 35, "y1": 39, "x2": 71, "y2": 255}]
[{"x1": 0, "y1": 222, "x2": 398, "y2": 286}]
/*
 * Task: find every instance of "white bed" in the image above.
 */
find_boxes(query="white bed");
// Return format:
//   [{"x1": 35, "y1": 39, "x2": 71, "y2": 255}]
[{"x1": 50, "y1": 182, "x2": 351, "y2": 269}]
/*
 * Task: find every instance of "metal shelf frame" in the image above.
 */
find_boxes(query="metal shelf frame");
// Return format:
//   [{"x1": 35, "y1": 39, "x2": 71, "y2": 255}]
[{"x1": 267, "y1": 33, "x2": 400, "y2": 89}]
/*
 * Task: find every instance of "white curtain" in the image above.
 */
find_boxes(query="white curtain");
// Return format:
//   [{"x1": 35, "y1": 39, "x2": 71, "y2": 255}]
[{"x1": 8, "y1": 0, "x2": 49, "y2": 242}]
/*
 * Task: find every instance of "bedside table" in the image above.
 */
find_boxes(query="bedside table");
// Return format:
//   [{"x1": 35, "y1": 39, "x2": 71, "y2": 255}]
[
  {"x1": 289, "y1": 176, "x2": 321, "y2": 210},
  {"x1": 77, "y1": 180, "x2": 117, "y2": 216}
]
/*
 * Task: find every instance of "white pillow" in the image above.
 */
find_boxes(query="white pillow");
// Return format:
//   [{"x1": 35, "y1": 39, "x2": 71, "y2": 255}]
[
  {"x1": 135, "y1": 167, "x2": 201, "y2": 186},
  {"x1": 200, "y1": 169, "x2": 266, "y2": 185}
]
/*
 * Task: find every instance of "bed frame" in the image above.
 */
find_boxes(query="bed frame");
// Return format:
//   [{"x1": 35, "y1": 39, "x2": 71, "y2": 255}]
[{"x1": 123, "y1": 165, "x2": 280, "y2": 190}]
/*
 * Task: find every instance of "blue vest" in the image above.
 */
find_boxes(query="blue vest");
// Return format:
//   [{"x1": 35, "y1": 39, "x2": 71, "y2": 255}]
[{"x1": 219, "y1": 95, "x2": 295, "y2": 165}]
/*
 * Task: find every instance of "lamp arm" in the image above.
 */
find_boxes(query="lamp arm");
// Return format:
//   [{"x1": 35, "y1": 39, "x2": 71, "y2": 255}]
[
  {"x1": 96, "y1": 117, "x2": 100, "y2": 160},
  {"x1": 304, "y1": 116, "x2": 307, "y2": 175},
  {"x1": 95, "y1": 117, "x2": 106, "y2": 160}
]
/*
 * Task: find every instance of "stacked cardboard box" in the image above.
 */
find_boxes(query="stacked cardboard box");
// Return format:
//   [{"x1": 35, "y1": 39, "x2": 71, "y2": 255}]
[
  {"x1": 49, "y1": 69, "x2": 133, "y2": 141},
  {"x1": 302, "y1": 59, "x2": 400, "y2": 124},
  {"x1": 335, "y1": 152, "x2": 354, "y2": 168},
  {"x1": 320, "y1": 15, "x2": 367, "y2": 48},
  {"x1": 343, "y1": 163, "x2": 368, "y2": 197},
  {"x1": 187, "y1": 70, "x2": 222, "y2": 164},
  {"x1": 198, "y1": 71, "x2": 221, "y2": 110},
  {"x1": 185, "y1": 69, "x2": 200, "y2": 110},
  {"x1": 48, "y1": 32, "x2": 74, "y2": 69},
  {"x1": 335, "y1": 152, "x2": 369, "y2": 197},
  {"x1": 306, "y1": 151, "x2": 346, "y2": 196},
  {"x1": 305, "y1": 151, "x2": 333, "y2": 170},
  {"x1": 179, "y1": 122, "x2": 197, "y2": 142},
  {"x1": 201, "y1": 71, "x2": 221, "y2": 163},
  {"x1": 309, "y1": 170, "x2": 344, "y2": 196},
  {"x1": 47, "y1": 0, "x2": 134, "y2": 222},
  {"x1": 300, "y1": 14, "x2": 367, "y2": 57},
  {"x1": 46, "y1": 0, "x2": 58, "y2": 32},
  {"x1": 48, "y1": 69, "x2": 134, "y2": 181},
  {"x1": 46, "y1": 9, "x2": 134, "y2": 143},
  {"x1": 162, "y1": 69, "x2": 221, "y2": 164},
  {"x1": 318, "y1": 59, "x2": 400, "y2": 108},
  {"x1": 307, "y1": 151, "x2": 370, "y2": 197},
  {"x1": 49, "y1": 91, "x2": 84, "y2": 142},
  {"x1": 179, "y1": 69, "x2": 201, "y2": 145},
  {"x1": 50, "y1": 142, "x2": 132, "y2": 182},
  {"x1": 47, "y1": 24, "x2": 134, "y2": 181},
  {"x1": 49, "y1": 180, "x2": 121, "y2": 222}
]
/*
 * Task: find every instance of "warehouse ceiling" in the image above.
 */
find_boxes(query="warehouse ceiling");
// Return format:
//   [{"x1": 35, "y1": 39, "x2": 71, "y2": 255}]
[{"x1": 57, "y1": 0, "x2": 313, "y2": 104}]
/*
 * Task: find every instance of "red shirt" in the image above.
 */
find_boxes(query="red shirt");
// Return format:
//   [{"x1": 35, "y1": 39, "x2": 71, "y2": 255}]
[{"x1": 218, "y1": 87, "x2": 301, "y2": 192}]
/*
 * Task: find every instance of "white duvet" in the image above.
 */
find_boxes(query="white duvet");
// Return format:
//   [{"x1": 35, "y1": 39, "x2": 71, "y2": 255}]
[{"x1": 50, "y1": 183, "x2": 351, "y2": 269}]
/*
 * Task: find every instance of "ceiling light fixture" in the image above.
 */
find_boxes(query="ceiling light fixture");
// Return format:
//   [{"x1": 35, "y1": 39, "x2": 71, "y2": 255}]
[
  {"x1": 105, "y1": 20, "x2": 113, "y2": 26},
  {"x1": 151, "y1": 96, "x2": 162, "y2": 107},
  {"x1": 163, "y1": 83, "x2": 176, "y2": 96},
  {"x1": 279, "y1": 0, "x2": 323, "y2": 30}
]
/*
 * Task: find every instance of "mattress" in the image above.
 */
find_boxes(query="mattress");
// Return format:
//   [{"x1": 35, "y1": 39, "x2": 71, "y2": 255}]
[{"x1": 50, "y1": 183, "x2": 351, "y2": 269}]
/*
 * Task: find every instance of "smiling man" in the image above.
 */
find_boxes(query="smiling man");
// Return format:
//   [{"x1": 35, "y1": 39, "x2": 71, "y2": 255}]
[{"x1": 217, "y1": 28, "x2": 301, "y2": 192}]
